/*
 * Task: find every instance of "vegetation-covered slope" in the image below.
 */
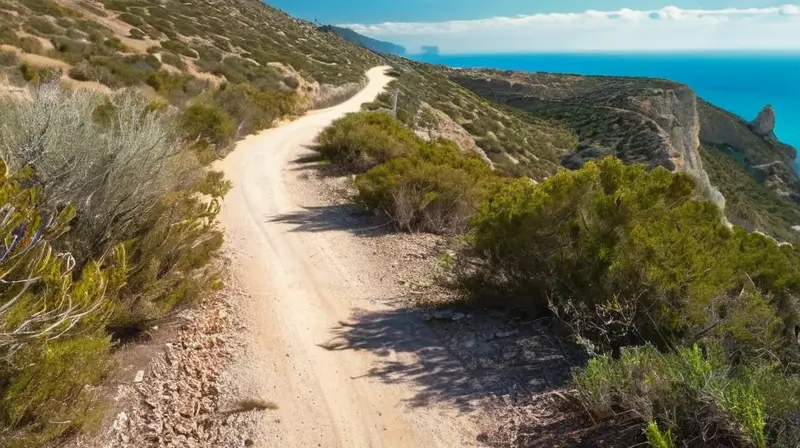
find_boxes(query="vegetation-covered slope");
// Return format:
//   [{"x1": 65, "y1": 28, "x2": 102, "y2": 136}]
[
  {"x1": 319, "y1": 25, "x2": 406, "y2": 55},
  {"x1": 445, "y1": 66, "x2": 800, "y2": 241},
  {"x1": 367, "y1": 59, "x2": 578, "y2": 179},
  {"x1": 444, "y1": 68, "x2": 691, "y2": 170},
  {"x1": 0, "y1": 0, "x2": 380, "y2": 105}
]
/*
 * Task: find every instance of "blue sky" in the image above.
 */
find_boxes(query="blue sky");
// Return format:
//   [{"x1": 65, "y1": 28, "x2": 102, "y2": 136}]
[
  {"x1": 269, "y1": 0, "x2": 786, "y2": 23},
  {"x1": 269, "y1": 1, "x2": 800, "y2": 53}
]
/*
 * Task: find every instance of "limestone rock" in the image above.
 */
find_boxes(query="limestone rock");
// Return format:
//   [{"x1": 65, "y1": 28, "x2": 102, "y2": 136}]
[{"x1": 750, "y1": 104, "x2": 776, "y2": 137}]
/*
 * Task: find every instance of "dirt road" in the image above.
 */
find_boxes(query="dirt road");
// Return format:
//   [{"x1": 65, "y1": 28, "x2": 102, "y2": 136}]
[{"x1": 215, "y1": 67, "x2": 478, "y2": 447}]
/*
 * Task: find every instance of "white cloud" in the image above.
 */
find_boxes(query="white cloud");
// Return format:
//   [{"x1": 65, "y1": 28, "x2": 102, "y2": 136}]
[{"x1": 340, "y1": 4, "x2": 800, "y2": 53}]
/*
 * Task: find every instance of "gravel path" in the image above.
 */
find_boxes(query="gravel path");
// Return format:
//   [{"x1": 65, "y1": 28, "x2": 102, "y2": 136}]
[{"x1": 213, "y1": 66, "x2": 480, "y2": 447}]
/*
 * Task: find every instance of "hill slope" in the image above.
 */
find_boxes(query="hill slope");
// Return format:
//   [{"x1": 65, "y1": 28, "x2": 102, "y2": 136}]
[
  {"x1": 0, "y1": 0, "x2": 381, "y2": 107},
  {"x1": 319, "y1": 25, "x2": 406, "y2": 55},
  {"x1": 443, "y1": 67, "x2": 800, "y2": 239}
]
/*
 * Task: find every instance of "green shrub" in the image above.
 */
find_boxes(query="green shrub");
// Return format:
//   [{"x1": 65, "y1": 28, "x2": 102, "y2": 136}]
[
  {"x1": 24, "y1": 17, "x2": 59, "y2": 36},
  {"x1": 0, "y1": 50, "x2": 17, "y2": 68},
  {"x1": 315, "y1": 111, "x2": 421, "y2": 172},
  {"x1": 128, "y1": 27, "x2": 146, "y2": 39},
  {"x1": 644, "y1": 422, "x2": 675, "y2": 448},
  {"x1": 0, "y1": 158, "x2": 124, "y2": 446},
  {"x1": 103, "y1": 36, "x2": 127, "y2": 51},
  {"x1": 161, "y1": 39, "x2": 197, "y2": 58},
  {"x1": 213, "y1": 83, "x2": 296, "y2": 137},
  {"x1": 160, "y1": 52, "x2": 187, "y2": 70},
  {"x1": 573, "y1": 344, "x2": 798, "y2": 447},
  {"x1": 467, "y1": 157, "x2": 800, "y2": 354},
  {"x1": 118, "y1": 12, "x2": 145, "y2": 27},
  {"x1": 68, "y1": 60, "x2": 98, "y2": 81},
  {"x1": 355, "y1": 139, "x2": 498, "y2": 233},
  {"x1": 18, "y1": 63, "x2": 61, "y2": 84},
  {"x1": 0, "y1": 84, "x2": 228, "y2": 445},
  {"x1": 112, "y1": 170, "x2": 228, "y2": 328},
  {"x1": 181, "y1": 101, "x2": 235, "y2": 151}
]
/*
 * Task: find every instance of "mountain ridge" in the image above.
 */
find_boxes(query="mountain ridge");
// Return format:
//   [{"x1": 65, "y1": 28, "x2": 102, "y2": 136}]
[{"x1": 319, "y1": 25, "x2": 406, "y2": 55}]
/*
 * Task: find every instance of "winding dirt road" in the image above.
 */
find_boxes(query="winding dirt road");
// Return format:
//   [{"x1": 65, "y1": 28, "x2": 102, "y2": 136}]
[{"x1": 215, "y1": 67, "x2": 477, "y2": 447}]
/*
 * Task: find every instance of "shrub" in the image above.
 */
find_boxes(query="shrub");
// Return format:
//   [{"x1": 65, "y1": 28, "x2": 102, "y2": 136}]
[
  {"x1": 0, "y1": 50, "x2": 17, "y2": 67},
  {"x1": 315, "y1": 111, "x2": 420, "y2": 172},
  {"x1": 18, "y1": 36, "x2": 43, "y2": 54},
  {"x1": 181, "y1": 101, "x2": 236, "y2": 152},
  {"x1": 0, "y1": 159, "x2": 124, "y2": 445},
  {"x1": 355, "y1": 139, "x2": 498, "y2": 233},
  {"x1": 118, "y1": 12, "x2": 145, "y2": 27},
  {"x1": 0, "y1": 84, "x2": 183, "y2": 262},
  {"x1": 0, "y1": 82, "x2": 227, "y2": 445},
  {"x1": 111, "y1": 169, "x2": 229, "y2": 329},
  {"x1": 161, "y1": 39, "x2": 197, "y2": 58},
  {"x1": 24, "y1": 17, "x2": 59, "y2": 36},
  {"x1": 128, "y1": 27, "x2": 146, "y2": 40},
  {"x1": 573, "y1": 344, "x2": 799, "y2": 447},
  {"x1": 68, "y1": 60, "x2": 98, "y2": 81},
  {"x1": 18, "y1": 63, "x2": 61, "y2": 84},
  {"x1": 160, "y1": 51, "x2": 187, "y2": 70},
  {"x1": 467, "y1": 157, "x2": 800, "y2": 354},
  {"x1": 213, "y1": 83, "x2": 296, "y2": 137},
  {"x1": 103, "y1": 36, "x2": 127, "y2": 51}
]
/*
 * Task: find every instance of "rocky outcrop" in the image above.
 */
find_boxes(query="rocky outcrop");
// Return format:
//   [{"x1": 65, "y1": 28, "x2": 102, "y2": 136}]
[
  {"x1": 750, "y1": 105, "x2": 776, "y2": 137},
  {"x1": 699, "y1": 100, "x2": 800, "y2": 202}
]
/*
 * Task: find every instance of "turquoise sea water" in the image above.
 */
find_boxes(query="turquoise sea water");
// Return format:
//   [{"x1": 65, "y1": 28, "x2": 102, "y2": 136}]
[{"x1": 413, "y1": 52, "x2": 800, "y2": 158}]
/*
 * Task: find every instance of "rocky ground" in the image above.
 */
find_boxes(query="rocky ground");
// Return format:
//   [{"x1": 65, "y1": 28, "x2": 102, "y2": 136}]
[{"x1": 68, "y1": 265, "x2": 259, "y2": 447}]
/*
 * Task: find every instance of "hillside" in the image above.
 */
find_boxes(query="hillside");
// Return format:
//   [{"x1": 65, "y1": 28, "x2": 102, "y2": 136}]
[
  {"x1": 2, "y1": 1, "x2": 800, "y2": 447},
  {"x1": 443, "y1": 66, "x2": 800, "y2": 239},
  {"x1": 0, "y1": 0, "x2": 381, "y2": 108},
  {"x1": 367, "y1": 58, "x2": 578, "y2": 179},
  {"x1": 319, "y1": 25, "x2": 406, "y2": 55}
]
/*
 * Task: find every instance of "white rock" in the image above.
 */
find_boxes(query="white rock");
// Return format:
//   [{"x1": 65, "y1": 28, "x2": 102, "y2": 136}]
[{"x1": 134, "y1": 370, "x2": 145, "y2": 383}]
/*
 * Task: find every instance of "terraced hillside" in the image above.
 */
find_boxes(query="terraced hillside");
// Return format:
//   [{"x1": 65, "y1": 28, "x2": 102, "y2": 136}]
[{"x1": 0, "y1": 0, "x2": 380, "y2": 107}]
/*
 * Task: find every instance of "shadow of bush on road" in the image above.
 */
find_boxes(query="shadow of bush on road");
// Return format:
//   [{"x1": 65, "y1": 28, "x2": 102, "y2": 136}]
[
  {"x1": 268, "y1": 205, "x2": 395, "y2": 237},
  {"x1": 319, "y1": 306, "x2": 586, "y2": 413}
]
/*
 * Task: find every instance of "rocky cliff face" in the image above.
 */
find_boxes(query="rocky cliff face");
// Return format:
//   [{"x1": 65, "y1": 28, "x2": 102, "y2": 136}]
[{"x1": 626, "y1": 87, "x2": 725, "y2": 207}]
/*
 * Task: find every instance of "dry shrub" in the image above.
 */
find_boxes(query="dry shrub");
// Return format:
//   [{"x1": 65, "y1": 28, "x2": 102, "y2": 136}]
[{"x1": 0, "y1": 82, "x2": 185, "y2": 262}]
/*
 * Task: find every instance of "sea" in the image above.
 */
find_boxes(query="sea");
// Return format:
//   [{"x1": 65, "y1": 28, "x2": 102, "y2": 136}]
[{"x1": 412, "y1": 52, "x2": 800, "y2": 161}]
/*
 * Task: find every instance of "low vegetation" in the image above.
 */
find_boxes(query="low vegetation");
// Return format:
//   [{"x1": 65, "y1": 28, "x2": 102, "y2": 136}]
[
  {"x1": 0, "y1": 81, "x2": 228, "y2": 447},
  {"x1": 316, "y1": 111, "x2": 420, "y2": 172},
  {"x1": 316, "y1": 111, "x2": 503, "y2": 233},
  {"x1": 356, "y1": 139, "x2": 497, "y2": 233},
  {"x1": 368, "y1": 58, "x2": 577, "y2": 179}
]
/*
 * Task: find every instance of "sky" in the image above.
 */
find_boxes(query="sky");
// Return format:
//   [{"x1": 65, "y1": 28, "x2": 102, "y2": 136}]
[{"x1": 268, "y1": 1, "x2": 800, "y2": 53}]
